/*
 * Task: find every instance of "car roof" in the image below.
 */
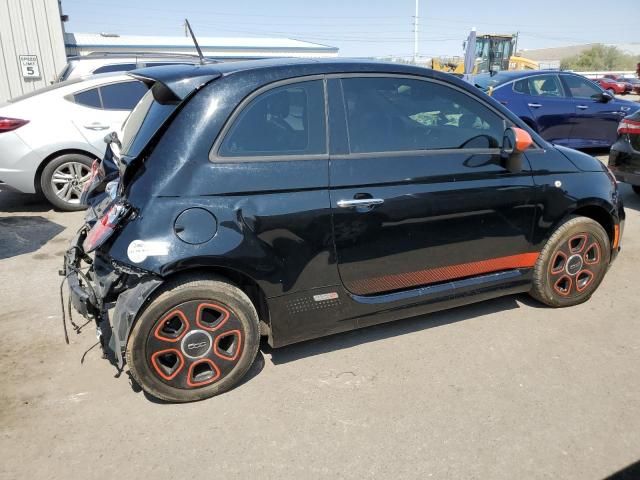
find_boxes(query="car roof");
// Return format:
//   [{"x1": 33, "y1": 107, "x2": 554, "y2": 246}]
[{"x1": 129, "y1": 57, "x2": 465, "y2": 99}]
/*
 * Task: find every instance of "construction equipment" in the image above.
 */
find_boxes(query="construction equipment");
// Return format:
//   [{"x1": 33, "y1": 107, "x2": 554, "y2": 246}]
[{"x1": 431, "y1": 32, "x2": 538, "y2": 74}]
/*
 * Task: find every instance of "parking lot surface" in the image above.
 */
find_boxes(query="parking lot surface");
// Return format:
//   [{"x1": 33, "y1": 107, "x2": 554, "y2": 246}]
[{"x1": 1, "y1": 176, "x2": 639, "y2": 479}]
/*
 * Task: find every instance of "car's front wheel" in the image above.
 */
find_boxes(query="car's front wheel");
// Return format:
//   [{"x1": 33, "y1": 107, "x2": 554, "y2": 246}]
[
  {"x1": 632, "y1": 185, "x2": 640, "y2": 196},
  {"x1": 40, "y1": 153, "x2": 93, "y2": 211},
  {"x1": 126, "y1": 275, "x2": 260, "y2": 402},
  {"x1": 530, "y1": 216, "x2": 611, "y2": 307}
]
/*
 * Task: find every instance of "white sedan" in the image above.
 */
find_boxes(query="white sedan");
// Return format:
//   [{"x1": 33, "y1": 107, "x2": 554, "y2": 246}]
[{"x1": 0, "y1": 74, "x2": 147, "y2": 210}]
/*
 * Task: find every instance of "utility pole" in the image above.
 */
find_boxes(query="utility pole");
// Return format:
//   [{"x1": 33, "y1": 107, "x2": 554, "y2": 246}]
[{"x1": 413, "y1": 0, "x2": 419, "y2": 64}]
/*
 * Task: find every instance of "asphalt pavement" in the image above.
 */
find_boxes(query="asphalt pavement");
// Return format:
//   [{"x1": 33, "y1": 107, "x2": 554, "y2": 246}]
[{"x1": 1, "y1": 175, "x2": 639, "y2": 479}]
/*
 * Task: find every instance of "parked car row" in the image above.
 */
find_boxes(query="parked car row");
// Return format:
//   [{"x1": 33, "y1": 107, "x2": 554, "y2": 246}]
[
  {"x1": 64, "y1": 59, "x2": 624, "y2": 402},
  {"x1": 474, "y1": 70, "x2": 639, "y2": 149},
  {"x1": 602, "y1": 74, "x2": 640, "y2": 95},
  {"x1": 1, "y1": 62, "x2": 639, "y2": 211},
  {"x1": 596, "y1": 75, "x2": 633, "y2": 95}
]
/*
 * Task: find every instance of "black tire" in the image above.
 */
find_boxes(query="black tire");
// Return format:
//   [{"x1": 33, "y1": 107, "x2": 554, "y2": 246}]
[
  {"x1": 40, "y1": 153, "x2": 93, "y2": 211},
  {"x1": 126, "y1": 275, "x2": 260, "y2": 402},
  {"x1": 632, "y1": 185, "x2": 640, "y2": 195},
  {"x1": 530, "y1": 216, "x2": 610, "y2": 308},
  {"x1": 606, "y1": 88, "x2": 616, "y2": 95}
]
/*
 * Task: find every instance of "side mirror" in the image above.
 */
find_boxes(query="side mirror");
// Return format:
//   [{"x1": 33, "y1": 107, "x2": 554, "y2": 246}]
[
  {"x1": 501, "y1": 127, "x2": 532, "y2": 173},
  {"x1": 597, "y1": 91, "x2": 614, "y2": 103}
]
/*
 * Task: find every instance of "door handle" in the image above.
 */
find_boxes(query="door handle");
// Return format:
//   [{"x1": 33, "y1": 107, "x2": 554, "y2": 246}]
[
  {"x1": 577, "y1": 105, "x2": 589, "y2": 110},
  {"x1": 337, "y1": 198, "x2": 384, "y2": 208},
  {"x1": 84, "y1": 123, "x2": 110, "y2": 131},
  {"x1": 527, "y1": 103, "x2": 542, "y2": 108}
]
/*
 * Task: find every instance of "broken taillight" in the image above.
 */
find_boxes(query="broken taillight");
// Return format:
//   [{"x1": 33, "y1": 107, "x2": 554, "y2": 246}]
[
  {"x1": 0, "y1": 116, "x2": 29, "y2": 132},
  {"x1": 83, "y1": 203, "x2": 128, "y2": 253}
]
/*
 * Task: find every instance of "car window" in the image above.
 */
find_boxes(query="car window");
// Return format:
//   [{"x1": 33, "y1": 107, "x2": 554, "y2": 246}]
[
  {"x1": 513, "y1": 79, "x2": 530, "y2": 94},
  {"x1": 92, "y1": 63, "x2": 137, "y2": 74},
  {"x1": 219, "y1": 80, "x2": 326, "y2": 158},
  {"x1": 562, "y1": 75, "x2": 602, "y2": 99},
  {"x1": 341, "y1": 77, "x2": 505, "y2": 153},
  {"x1": 100, "y1": 81, "x2": 148, "y2": 110},
  {"x1": 527, "y1": 75, "x2": 564, "y2": 98},
  {"x1": 73, "y1": 88, "x2": 102, "y2": 108}
]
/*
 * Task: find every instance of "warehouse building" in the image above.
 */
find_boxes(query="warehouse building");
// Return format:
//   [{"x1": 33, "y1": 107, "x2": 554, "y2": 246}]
[
  {"x1": 0, "y1": 0, "x2": 67, "y2": 102},
  {"x1": 64, "y1": 33, "x2": 339, "y2": 60}
]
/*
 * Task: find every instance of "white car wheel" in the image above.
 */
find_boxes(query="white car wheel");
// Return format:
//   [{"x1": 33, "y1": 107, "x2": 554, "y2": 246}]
[{"x1": 40, "y1": 154, "x2": 93, "y2": 211}]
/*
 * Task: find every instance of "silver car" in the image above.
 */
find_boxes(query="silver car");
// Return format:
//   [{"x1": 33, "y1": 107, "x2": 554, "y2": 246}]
[
  {"x1": 57, "y1": 52, "x2": 215, "y2": 82},
  {"x1": 0, "y1": 73, "x2": 146, "y2": 210}
]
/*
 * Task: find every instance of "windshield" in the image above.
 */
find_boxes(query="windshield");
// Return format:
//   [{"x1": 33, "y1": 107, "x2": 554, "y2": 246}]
[
  {"x1": 120, "y1": 84, "x2": 178, "y2": 159},
  {"x1": 473, "y1": 73, "x2": 517, "y2": 91}
]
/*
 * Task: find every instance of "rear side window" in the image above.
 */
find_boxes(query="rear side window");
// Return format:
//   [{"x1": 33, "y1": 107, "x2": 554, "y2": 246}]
[
  {"x1": 69, "y1": 81, "x2": 147, "y2": 110},
  {"x1": 120, "y1": 84, "x2": 179, "y2": 159},
  {"x1": 218, "y1": 80, "x2": 326, "y2": 158},
  {"x1": 100, "y1": 81, "x2": 148, "y2": 110},
  {"x1": 341, "y1": 77, "x2": 505, "y2": 153},
  {"x1": 527, "y1": 75, "x2": 564, "y2": 97},
  {"x1": 73, "y1": 88, "x2": 102, "y2": 108},
  {"x1": 92, "y1": 63, "x2": 137, "y2": 74},
  {"x1": 513, "y1": 79, "x2": 530, "y2": 95}
]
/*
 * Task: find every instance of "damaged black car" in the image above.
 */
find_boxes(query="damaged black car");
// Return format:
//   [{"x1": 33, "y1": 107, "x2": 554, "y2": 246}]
[{"x1": 64, "y1": 59, "x2": 625, "y2": 402}]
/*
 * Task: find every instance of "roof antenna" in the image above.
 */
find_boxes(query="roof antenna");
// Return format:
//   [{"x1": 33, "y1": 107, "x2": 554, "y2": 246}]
[{"x1": 184, "y1": 19, "x2": 205, "y2": 65}]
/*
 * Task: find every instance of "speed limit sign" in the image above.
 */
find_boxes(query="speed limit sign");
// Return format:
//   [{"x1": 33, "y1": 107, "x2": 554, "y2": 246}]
[{"x1": 19, "y1": 55, "x2": 41, "y2": 78}]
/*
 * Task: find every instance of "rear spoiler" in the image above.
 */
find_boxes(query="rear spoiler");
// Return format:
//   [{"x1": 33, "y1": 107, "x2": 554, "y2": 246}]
[{"x1": 128, "y1": 64, "x2": 221, "y2": 101}]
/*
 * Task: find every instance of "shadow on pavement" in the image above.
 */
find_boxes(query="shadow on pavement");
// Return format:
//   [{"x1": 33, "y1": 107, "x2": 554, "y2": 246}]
[
  {"x1": 0, "y1": 215, "x2": 65, "y2": 260},
  {"x1": 603, "y1": 459, "x2": 640, "y2": 479},
  {"x1": 267, "y1": 293, "x2": 527, "y2": 365},
  {"x1": 0, "y1": 187, "x2": 52, "y2": 213},
  {"x1": 619, "y1": 183, "x2": 640, "y2": 212}
]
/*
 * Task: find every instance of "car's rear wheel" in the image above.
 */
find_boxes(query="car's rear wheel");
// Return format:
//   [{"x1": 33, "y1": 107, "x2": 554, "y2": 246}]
[
  {"x1": 40, "y1": 153, "x2": 93, "y2": 211},
  {"x1": 606, "y1": 88, "x2": 616, "y2": 95},
  {"x1": 632, "y1": 185, "x2": 640, "y2": 195},
  {"x1": 126, "y1": 275, "x2": 260, "y2": 402},
  {"x1": 530, "y1": 216, "x2": 610, "y2": 307}
]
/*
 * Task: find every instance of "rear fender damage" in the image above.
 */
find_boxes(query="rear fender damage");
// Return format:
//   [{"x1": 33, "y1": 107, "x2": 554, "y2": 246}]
[{"x1": 108, "y1": 276, "x2": 163, "y2": 368}]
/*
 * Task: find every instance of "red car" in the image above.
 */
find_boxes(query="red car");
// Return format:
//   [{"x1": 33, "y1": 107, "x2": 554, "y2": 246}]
[{"x1": 597, "y1": 77, "x2": 631, "y2": 95}]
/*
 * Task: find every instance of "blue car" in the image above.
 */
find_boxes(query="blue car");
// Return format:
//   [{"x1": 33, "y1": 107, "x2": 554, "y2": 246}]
[{"x1": 474, "y1": 71, "x2": 639, "y2": 149}]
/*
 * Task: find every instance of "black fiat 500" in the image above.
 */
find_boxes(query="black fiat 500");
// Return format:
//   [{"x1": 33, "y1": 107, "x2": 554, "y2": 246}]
[{"x1": 66, "y1": 59, "x2": 625, "y2": 402}]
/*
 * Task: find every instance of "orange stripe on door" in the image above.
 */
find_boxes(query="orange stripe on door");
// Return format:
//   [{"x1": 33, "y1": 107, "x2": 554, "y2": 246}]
[{"x1": 347, "y1": 252, "x2": 540, "y2": 295}]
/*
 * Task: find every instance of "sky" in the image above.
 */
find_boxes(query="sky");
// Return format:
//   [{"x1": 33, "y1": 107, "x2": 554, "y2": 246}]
[{"x1": 61, "y1": 0, "x2": 638, "y2": 59}]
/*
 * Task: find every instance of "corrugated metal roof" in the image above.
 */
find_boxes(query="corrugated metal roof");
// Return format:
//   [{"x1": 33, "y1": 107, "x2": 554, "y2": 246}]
[{"x1": 65, "y1": 33, "x2": 337, "y2": 52}]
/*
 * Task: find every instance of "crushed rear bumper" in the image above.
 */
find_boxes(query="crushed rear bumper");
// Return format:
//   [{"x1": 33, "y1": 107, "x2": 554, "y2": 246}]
[{"x1": 61, "y1": 229, "x2": 162, "y2": 367}]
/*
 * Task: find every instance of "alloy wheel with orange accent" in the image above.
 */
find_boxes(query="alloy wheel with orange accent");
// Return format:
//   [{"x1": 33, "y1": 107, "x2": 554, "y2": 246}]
[
  {"x1": 530, "y1": 216, "x2": 610, "y2": 307},
  {"x1": 126, "y1": 276, "x2": 260, "y2": 402}
]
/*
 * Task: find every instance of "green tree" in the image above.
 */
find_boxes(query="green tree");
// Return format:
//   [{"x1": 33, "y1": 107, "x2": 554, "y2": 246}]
[{"x1": 561, "y1": 44, "x2": 640, "y2": 71}]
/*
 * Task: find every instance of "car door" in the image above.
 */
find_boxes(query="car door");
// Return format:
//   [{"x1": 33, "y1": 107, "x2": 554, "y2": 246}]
[
  {"x1": 560, "y1": 74, "x2": 630, "y2": 148},
  {"x1": 70, "y1": 80, "x2": 148, "y2": 153},
  {"x1": 328, "y1": 75, "x2": 537, "y2": 299},
  {"x1": 515, "y1": 74, "x2": 574, "y2": 146}
]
